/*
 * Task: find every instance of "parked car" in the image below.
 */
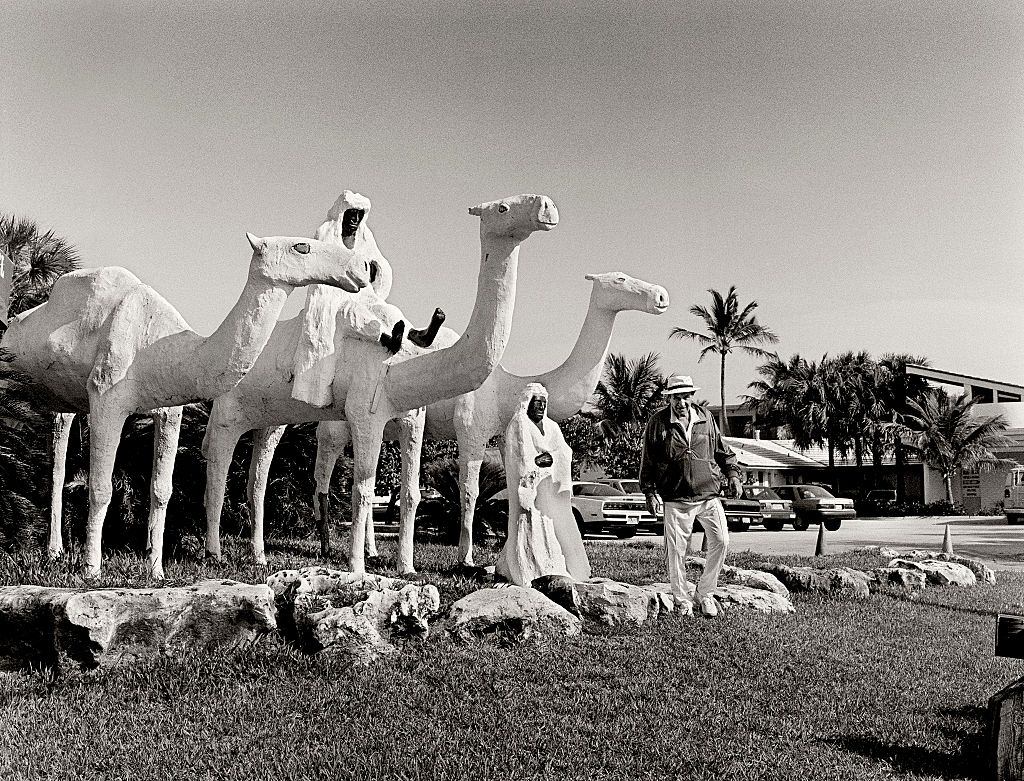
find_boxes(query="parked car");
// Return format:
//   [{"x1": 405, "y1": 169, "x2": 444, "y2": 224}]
[
  {"x1": 572, "y1": 481, "x2": 656, "y2": 539},
  {"x1": 772, "y1": 484, "x2": 856, "y2": 531},
  {"x1": 742, "y1": 484, "x2": 796, "y2": 531},
  {"x1": 596, "y1": 478, "x2": 663, "y2": 534},
  {"x1": 718, "y1": 489, "x2": 763, "y2": 532},
  {"x1": 1004, "y1": 466, "x2": 1024, "y2": 525}
]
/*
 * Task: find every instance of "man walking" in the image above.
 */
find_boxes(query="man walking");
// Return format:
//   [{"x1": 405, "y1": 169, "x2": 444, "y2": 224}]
[{"x1": 640, "y1": 374, "x2": 743, "y2": 617}]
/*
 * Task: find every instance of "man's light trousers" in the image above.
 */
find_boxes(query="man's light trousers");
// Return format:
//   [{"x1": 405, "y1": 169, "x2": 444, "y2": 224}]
[{"x1": 663, "y1": 498, "x2": 729, "y2": 605}]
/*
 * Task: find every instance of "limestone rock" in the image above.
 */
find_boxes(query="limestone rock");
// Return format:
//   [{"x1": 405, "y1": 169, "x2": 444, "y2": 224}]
[
  {"x1": 871, "y1": 567, "x2": 928, "y2": 592},
  {"x1": 641, "y1": 581, "x2": 795, "y2": 615},
  {"x1": 688, "y1": 557, "x2": 790, "y2": 597},
  {"x1": 889, "y1": 559, "x2": 977, "y2": 587},
  {"x1": 531, "y1": 574, "x2": 579, "y2": 616},
  {"x1": 446, "y1": 586, "x2": 581, "y2": 642},
  {"x1": 713, "y1": 584, "x2": 796, "y2": 614},
  {"x1": 0, "y1": 580, "x2": 276, "y2": 672},
  {"x1": 757, "y1": 564, "x2": 871, "y2": 599},
  {"x1": 885, "y1": 551, "x2": 996, "y2": 585},
  {"x1": 574, "y1": 578, "x2": 662, "y2": 627},
  {"x1": 267, "y1": 566, "x2": 410, "y2": 598}
]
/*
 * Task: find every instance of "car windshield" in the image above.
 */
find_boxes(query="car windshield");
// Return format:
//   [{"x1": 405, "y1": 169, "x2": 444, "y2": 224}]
[
  {"x1": 574, "y1": 483, "x2": 624, "y2": 497},
  {"x1": 797, "y1": 485, "x2": 835, "y2": 499},
  {"x1": 617, "y1": 480, "x2": 642, "y2": 493},
  {"x1": 744, "y1": 486, "x2": 780, "y2": 500}
]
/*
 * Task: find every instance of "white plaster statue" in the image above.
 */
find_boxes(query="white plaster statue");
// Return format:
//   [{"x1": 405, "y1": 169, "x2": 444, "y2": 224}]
[
  {"x1": 495, "y1": 383, "x2": 591, "y2": 585},
  {"x1": 309, "y1": 271, "x2": 669, "y2": 568},
  {"x1": 291, "y1": 191, "x2": 446, "y2": 409},
  {"x1": 201, "y1": 193, "x2": 559, "y2": 574},
  {"x1": 3, "y1": 232, "x2": 372, "y2": 577}
]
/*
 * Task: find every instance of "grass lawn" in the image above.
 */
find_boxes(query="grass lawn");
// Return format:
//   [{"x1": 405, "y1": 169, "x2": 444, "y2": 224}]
[{"x1": 1, "y1": 537, "x2": 1023, "y2": 781}]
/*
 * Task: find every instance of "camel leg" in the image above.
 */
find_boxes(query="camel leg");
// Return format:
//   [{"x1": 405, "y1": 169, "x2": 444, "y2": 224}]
[
  {"x1": 314, "y1": 421, "x2": 350, "y2": 558},
  {"x1": 83, "y1": 405, "x2": 127, "y2": 578},
  {"x1": 394, "y1": 409, "x2": 425, "y2": 575},
  {"x1": 246, "y1": 426, "x2": 286, "y2": 565},
  {"x1": 347, "y1": 414, "x2": 386, "y2": 574},
  {"x1": 146, "y1": 406, "x2": 182, "y2": 579},
  {"x1": 456, "y1": 434, "x2": 487, "y2": 567},
  {"x1": 203, "y1": 423, "x2": 244, "y2": 561},
  {"x1": 49, "y1": 413, "x2": 75, "y2": 560}
]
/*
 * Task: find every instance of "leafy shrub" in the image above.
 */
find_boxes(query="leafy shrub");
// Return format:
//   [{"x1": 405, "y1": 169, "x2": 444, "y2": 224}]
[{"x1": 416, "y1": 456, "x2": 507, "y2": 544}]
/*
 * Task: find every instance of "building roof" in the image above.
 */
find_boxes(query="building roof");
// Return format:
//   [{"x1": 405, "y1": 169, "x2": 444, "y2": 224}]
[
  {"x1": 723, "y1": 437, "x2": 827, "y2": 470},
  {"x1": 767, "y1": 439, "x2": 923, "y2": 467}
]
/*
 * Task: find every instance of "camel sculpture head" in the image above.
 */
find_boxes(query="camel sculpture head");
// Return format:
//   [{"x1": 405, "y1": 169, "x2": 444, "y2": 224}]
[
  {"x1": 317, "y1": 190, "x2": 392, "y2": 299},
  {"x1": 468, "y1": 194, "x2": 559, "y2": 241},
  {"x1": 245, "y1": 232, "x2": 371, "y2": 292},
  {"x1": 584, "y1": 272, "x2": 670, "y2": 315}
]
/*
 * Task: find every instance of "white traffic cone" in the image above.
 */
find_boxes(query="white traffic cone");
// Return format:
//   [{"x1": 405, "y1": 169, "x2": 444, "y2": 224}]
[{"x1": 942, "y1": 524, "x2": 954, "y2": 555}]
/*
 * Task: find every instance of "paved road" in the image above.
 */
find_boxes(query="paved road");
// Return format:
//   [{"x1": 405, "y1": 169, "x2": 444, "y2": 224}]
[{"x1": 594, "y1": 515, "x2": 1024, "y2": 572}]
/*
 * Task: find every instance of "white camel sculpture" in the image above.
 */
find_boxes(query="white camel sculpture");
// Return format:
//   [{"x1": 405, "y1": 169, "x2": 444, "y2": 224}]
[
  {"x1": 4, "y1": 232, "x2": 372, "y2": 577},
  {"x1": 307, "y1": 271, "x2": 669, "y2": 568},
  {"x1": 202, "y1": 193, "x2": 559, "y2": 574}
]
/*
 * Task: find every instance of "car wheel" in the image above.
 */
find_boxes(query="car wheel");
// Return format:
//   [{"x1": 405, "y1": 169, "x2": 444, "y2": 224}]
[
  {"x1": 762, "y1": 519, "x2": 784, "y2": 532},
  {"x1": 652, "y1": 523, "x2": 665, "y2": 536},
  {"x1": 823, "y1": 518, "x2": 842, "y2": 532},
  {"x1": 792, "y1": 517, "x2": 810, "y2": 532},
  {"x1": 1008, "y1": 514, "x2": 1021, "y2": 526},
  {"x1": 574, "y1": 509, "x2": 587, "y2": 538},
  {"x1": 727, "y1": 522, "x2": 748, "y2": 532},
  {"x1": 614, "y1": 528, "x2": 637, "y2": 539}
]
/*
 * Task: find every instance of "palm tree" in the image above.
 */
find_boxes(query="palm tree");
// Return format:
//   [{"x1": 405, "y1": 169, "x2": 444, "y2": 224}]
[
  {"x1": 897, "y1": 387, "x2": 1013, "y2": 504},
  {"x1": 591, "y1": 352, "x2": 665, "y2": 437},
  {"x1": 0, "y1": 215, "x2": 81, "y2": 319},
  {"x1": 670, "y1": 286, "x2": 778, "y2": 434},
  {"x1": 745, "y1": 353, "x2": 851, "y2": 488},
  {"x1": 872, "y1": 354, "x2": 931, "y2": 498},
  {"x1": 588, "y1": 352, "x2": 665, "y2": 479}
]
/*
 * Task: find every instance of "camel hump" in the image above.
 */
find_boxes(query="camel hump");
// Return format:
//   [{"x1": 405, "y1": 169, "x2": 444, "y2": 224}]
[{"x1": 87, "y1": 280, "x2": 190, "y2": 396}]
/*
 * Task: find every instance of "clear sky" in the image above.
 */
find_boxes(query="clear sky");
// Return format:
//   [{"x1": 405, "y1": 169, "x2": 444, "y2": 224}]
[{"x1": 3, "y1": 0, "x2": 1023, "y2": 405}]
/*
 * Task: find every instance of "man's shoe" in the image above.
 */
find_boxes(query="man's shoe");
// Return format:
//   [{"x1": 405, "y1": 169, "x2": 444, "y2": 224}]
[
  {"x1": 698, "y1": 596, "x2": 720, "y2": 618},
  {"x1": 675, "y1": 600, "x2": 694, "y2": 616}
]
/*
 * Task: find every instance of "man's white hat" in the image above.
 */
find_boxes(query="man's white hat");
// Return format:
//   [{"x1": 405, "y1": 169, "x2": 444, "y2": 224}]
[{"x1": 663, "y1": 374, "x2": 700, "y2": 395}]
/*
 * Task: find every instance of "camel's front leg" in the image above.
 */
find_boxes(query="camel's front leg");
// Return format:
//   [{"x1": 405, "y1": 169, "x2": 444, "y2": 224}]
[
  {"x1": 246, "y1": 426, "x2": 286, "y2": 565},
  {"x1": 394, "y1": 409, "x2": 426, "y2": 575},
  {"x1": 49, "y1": 413, "x2": 75, "y2": 560},
  {"x1": 456, "y1": 437, "x2": 487, "y2": 567},
  {"x1": 83, "y1": 403, "x2": 128, "y2": 578},
  {"x1": 313, "y1": 421, "x2": 350, "y2": 558},
  {"x1": 146, "y1": 406, "x2": 183, "y2": 579},
  {"x1": 202, "y1": 421, "x2": 244, "y2": 561},
  {"x1": 347, "y1": 414, "x2": 386, "y2": 574}
]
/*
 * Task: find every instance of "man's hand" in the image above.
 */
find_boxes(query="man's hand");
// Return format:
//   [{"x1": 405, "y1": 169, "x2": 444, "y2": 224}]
[
  {"x1": 645, "y1": 492, "x2": 663, "y2": 518},
  {"x1": 728, "y1": 476, "x2": 744, "y2": 499},
  {"x1": 534, "y1": 452, "x2": 553, "y2": 468}
]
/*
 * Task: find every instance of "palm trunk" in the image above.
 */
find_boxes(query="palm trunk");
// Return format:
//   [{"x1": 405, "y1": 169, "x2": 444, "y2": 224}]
[
  {"x1": 895, "y1": 438, "x2": 906, "y2": 501},
  {"x1": 944, "y1": 473, "x2": 954, "y2": 504},
  {"x1": 719, "y1": 353, "x2": 729, "y2": 435},
  {"x1": 871, "y1": 430, "x2": 882, "y2": 488},
  {"x1": 828, "y1": 437, "x2": 837, "y2": 492}
]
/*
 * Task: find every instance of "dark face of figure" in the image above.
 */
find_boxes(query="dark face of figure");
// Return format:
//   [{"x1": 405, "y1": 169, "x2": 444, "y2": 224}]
[{"x1": 527, "y1": 395, "x2": 547, "y2": 423}]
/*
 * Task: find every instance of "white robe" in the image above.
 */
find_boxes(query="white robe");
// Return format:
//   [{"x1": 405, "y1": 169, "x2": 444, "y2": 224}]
[{"x1": 496, "y1": 410, "x2": 591, "y2": 585}]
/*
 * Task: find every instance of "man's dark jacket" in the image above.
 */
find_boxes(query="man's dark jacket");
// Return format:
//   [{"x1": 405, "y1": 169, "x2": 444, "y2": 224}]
[{"x1": 639, "y1": 405, "x2": 740, "y2": 502}]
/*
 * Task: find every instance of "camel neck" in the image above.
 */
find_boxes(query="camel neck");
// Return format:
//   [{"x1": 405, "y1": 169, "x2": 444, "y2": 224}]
[
  {"x1": 534, "y1": 287, "x2": 617, "y2": 421},
  {"x1": 190, "y1": 275, "x2": 291, "y2": 399},
  {"x1": 384, "y1": 234, "x2": 520, "y2": 413}
]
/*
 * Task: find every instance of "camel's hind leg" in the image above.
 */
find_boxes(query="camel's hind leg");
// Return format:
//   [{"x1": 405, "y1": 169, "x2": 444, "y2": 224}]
[
  {"x1": 202, "y1": 418, "x2": 245, "y2": 561},
  {"x1": 394, "y1": 409, "x2": 426, "y2": 575},
  {"x1": 146, "y1": 406, "x2": 182, "y2": 579},
  {"x1": 246, "y1": 426, "x2": 286, "y2": 566},
  {"x1": 49, "y1": 413, "x2": 75, "y2": 560},
  {"x1": 347, "y1": 412, "x2": 386, "y2": 575},
  {"x1": 314, "y1": 421, "x2": 350, "y2": 558}
]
